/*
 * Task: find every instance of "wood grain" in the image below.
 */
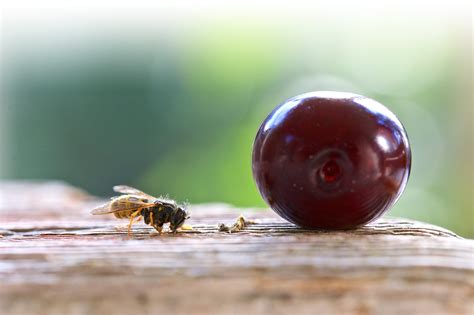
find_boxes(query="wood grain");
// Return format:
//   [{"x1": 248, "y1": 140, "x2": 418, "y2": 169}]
[{"x1": 0, "y1": 181, "x2": 473, "y2": 315}]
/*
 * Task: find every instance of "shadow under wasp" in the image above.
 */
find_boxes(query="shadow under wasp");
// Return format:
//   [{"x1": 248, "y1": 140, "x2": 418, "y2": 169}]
[{"x1": 91, "y1": 185, "x2": 191, "y2": 235}]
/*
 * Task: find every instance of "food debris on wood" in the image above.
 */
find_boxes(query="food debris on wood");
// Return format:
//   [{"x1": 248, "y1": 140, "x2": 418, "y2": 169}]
[
  {"x1": 179, "y1": 224, "x2": 193, "y2": 231},
  {"x1": 218, "y1": 215, "x2": 256, "y2": 233}
]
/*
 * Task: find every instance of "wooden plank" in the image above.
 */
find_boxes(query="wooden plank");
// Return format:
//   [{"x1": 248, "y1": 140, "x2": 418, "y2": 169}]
[{"x1": 0, "y1": 181, "x2": 473, "y2": 315}]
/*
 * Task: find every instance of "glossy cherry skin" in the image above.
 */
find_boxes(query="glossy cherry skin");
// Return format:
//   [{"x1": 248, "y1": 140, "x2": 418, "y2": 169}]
[{"x1": 252, "y1": 91, "x2": 411, "y2": 229}]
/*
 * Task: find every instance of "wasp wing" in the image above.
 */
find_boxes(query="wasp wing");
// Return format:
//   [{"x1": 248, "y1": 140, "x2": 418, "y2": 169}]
[
  {"x1": 90, "y1": 196, "x2": 155, "y2": 215},
  {"x1": 90, "y1": 202, "x2": 118, "y2": 215},
  {"x1": 113, "y1": 185, "x2": 157, "y2": 199}
]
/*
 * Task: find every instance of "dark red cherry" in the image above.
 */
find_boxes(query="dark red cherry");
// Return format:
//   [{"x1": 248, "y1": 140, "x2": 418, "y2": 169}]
[{"x1": 252, "y1": 91, "x2": 411, "y2": 229}]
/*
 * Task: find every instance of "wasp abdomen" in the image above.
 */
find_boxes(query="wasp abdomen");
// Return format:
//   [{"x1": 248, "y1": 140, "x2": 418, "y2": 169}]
[{"x1": 114, "y1": 211, "x2": 131, "y2": 219}]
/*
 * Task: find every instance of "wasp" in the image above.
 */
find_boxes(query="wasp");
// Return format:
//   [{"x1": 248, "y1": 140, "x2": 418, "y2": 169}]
[{"x1": 91, "y1": 185, "x2": 190, "y2": 235}]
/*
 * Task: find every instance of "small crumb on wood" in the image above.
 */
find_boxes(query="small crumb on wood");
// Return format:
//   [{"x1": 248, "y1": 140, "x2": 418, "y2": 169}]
[
  {"x1": 179, "y1": 224, "x2": 193, "y2": 231},
  {"x1": 218, "y1": 215, "x2": 256, "y2": 233}
]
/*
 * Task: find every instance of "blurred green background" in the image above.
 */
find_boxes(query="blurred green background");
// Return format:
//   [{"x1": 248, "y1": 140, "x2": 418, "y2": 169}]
[{"x1": 1, "y1": 3, "x2": 472, "y2": 236}]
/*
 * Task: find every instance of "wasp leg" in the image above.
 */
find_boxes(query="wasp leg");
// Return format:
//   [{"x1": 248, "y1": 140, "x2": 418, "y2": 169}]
[
  {"x1": 152, "y1": 224, "x2": 163, "y2": 235},
  {"x1": 149, "y1": 211, "x2": 154, "y2": 226},
  {"x1": 127, "y1": 209, "x2": 143, "y2": 236},
  {"x1": 114, "y1": 215, "x2": 142, "y2": 233}
]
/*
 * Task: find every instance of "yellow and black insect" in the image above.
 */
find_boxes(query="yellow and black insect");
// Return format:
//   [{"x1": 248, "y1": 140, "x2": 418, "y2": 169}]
[{"x1": 91, "y1": 185, "x2": 190, "y2": 235}]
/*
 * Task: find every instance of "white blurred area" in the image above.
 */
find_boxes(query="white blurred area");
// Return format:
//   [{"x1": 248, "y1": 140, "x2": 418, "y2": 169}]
[
  {"x1": 1, "y1": 1, "x2": 471, "y2": 44},
  {"x1": 2, "y1": 0, "x2": 470, "y2": 94},
  {"x1": 1, "y1": 1, "x2": 471, "y2": 94}
]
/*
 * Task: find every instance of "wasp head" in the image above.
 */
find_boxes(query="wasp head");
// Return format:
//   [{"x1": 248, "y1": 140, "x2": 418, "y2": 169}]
[{"x1": 169, "y1": 205, "x2": 190, "y2": 233}]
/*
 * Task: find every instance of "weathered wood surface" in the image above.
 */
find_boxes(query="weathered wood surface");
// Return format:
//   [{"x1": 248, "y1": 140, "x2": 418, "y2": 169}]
[{"x1": 0, "y1": 181, "x2": 473, "y2": 315}]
